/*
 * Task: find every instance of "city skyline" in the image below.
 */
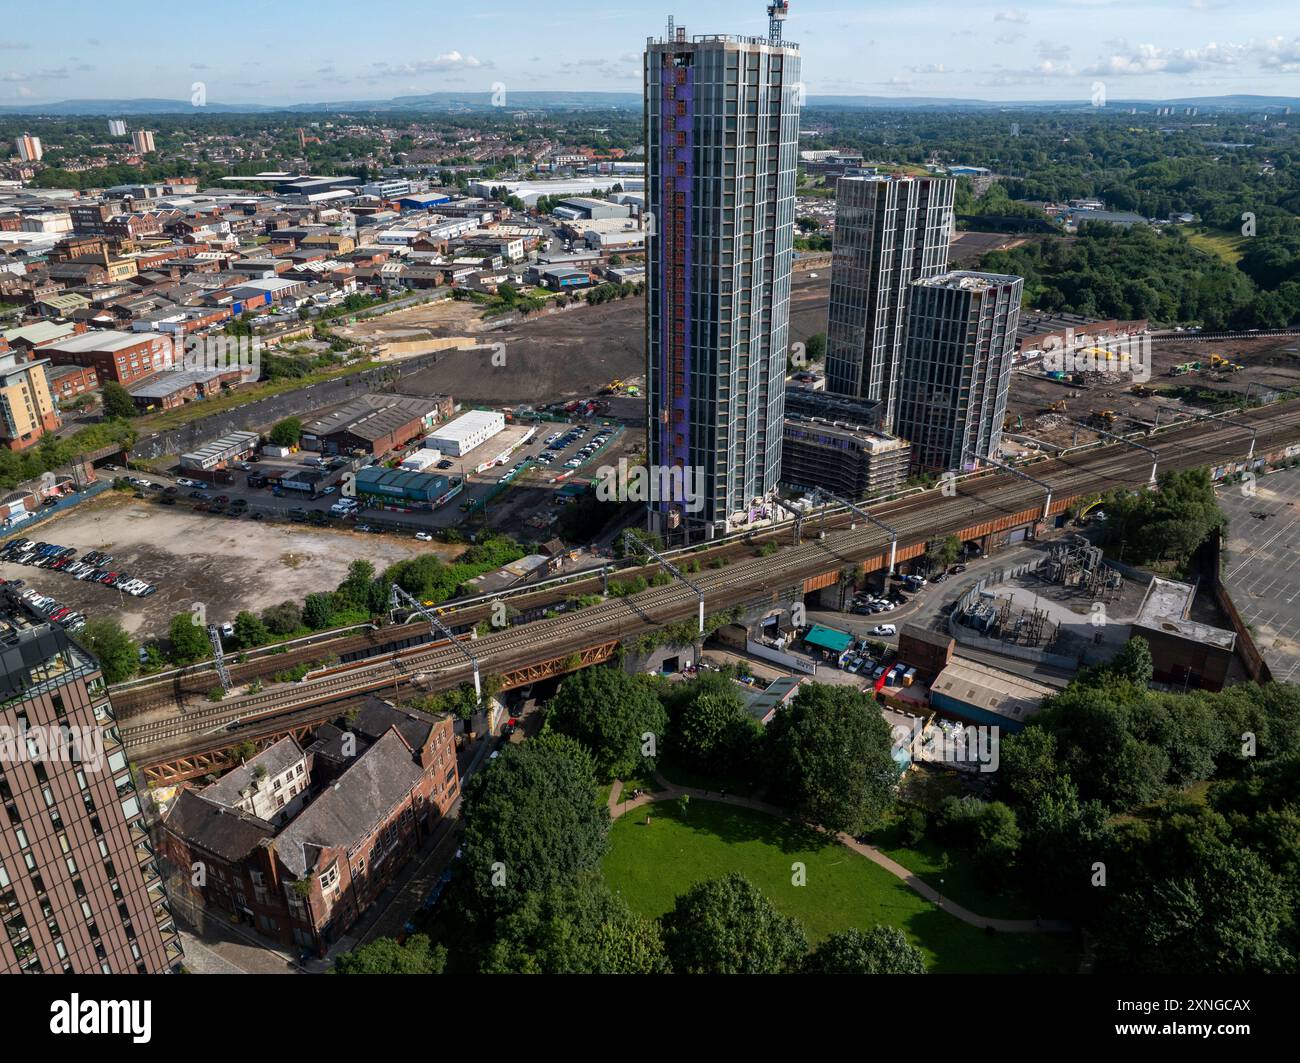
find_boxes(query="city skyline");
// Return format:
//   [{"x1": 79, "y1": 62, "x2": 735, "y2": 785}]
[{"x1": 1, "y1": 1, "x2": 1299, "y2": 106}]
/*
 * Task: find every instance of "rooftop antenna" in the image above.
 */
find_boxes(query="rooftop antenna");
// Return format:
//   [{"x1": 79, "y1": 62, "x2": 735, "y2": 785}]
[{"x1": 767, "y1": 0, "x2": 789, "y2": 43}]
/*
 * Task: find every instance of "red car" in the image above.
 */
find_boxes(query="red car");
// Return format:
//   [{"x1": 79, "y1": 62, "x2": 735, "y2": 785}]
[{"x1": 99, "y1": 572, "x2": 117, "y2": 585}]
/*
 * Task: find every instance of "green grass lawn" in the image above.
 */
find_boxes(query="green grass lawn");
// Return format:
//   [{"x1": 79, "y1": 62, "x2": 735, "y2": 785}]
[
  {"x1": 870, "y1": 826, "x2": 1043, "y2": 922},
  {"x1": 604, "y1": 799, "x2": 1079, "y2": 974},
  {"x1": 1187, "y1": 227, "x2": 1249, "y2": 265}
]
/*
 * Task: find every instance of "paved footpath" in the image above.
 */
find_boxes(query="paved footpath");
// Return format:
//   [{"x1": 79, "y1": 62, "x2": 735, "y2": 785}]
[{"x1": 609, "y1": 777, "x2": 1071, "y2": 935}]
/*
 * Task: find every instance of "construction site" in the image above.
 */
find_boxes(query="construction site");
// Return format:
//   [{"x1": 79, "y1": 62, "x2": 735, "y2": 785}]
[{"x1": 1005, "y1": 333, "x2": 1300, "y2": 455}]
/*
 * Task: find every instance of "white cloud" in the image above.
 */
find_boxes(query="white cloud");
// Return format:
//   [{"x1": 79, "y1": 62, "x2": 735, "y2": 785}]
[
  {"x1": 365, "y1": 52, "x2": 488, "y2": 80},
  {"x1": 907, "y1": 63, "x2": 948, "y2": 74},
  {"x1": 994, "y1": 9, "x2": 1030, "y2": 23}
]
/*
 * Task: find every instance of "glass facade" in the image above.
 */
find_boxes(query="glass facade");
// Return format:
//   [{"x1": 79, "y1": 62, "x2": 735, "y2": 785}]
[
  {"x1": 824, "y1": 175, "x2": 955, "y2": 428},
  {"x1": 645, "y1": 29, "x2": 800, "y2": 534},
  {"x1": 895, "y1": 271, "x2": 1023, "y2": 473}
]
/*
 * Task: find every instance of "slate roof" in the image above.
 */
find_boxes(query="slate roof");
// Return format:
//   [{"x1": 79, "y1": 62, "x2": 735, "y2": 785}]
[
  {"x1": 273, "y1": 729, "x2": 423, "y2": 878},
  {"x1": 201, "y1": 736, "x2": 305, "y2": 811},
  {"x1": 163, "y1": 789, "x2": 275, "y2": 863}
]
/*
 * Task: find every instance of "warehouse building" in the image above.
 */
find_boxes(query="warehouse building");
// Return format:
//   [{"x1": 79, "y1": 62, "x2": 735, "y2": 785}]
[
  {"x1": 301, "y1": 393, "x2": 452, "y2": 457},
  {"x1": 780, "y1": 414, "x2": 911, "y2": 499},
  {"x1": 927, "y1": 657, "x2": 1053, "y2": 733},
  {"x1": 180, "y1": 430, "x2": 261, "y2": 472},
  {"x1": 425, "y1": 409, "x2": 504, "y2": 457},
  {"x1": 127, "y1": 366, "x2": 244, "y2": 412},
  {"x1": 354, "y1": 467, "x2": 461, "y2": 510},
  {"x1": 40, "y1": 329, "x2": 172, "y2": 385}
]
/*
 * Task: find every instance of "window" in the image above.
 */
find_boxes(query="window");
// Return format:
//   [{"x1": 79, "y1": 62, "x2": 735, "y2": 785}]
[{"x1": 319, "y1": 863, "x2": 339, "y2": 891}]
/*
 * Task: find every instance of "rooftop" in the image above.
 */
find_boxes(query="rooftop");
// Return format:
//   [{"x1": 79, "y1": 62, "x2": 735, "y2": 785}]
[
  {"x1": 1133, "y1": 577, "x2": 1237, "y2": 651},
  {"x1": 202, "y1": 736, "x2": 305, "y2": 812},
  {"x1": 42, "y1": 329, "x2": 153, "y2": 353},
  {"x1": 929, "y1": 657, "x2": 1054, "y2": 724},
  {"x1": 273, "y1": 729, "x2": 425, "y2": 879}
]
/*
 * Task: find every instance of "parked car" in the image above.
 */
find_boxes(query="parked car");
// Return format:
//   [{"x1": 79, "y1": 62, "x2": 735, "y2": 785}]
[
  {"x1": 415, "y1": 532, "x2": 434, "y2": 542},
  {"x1": 869, "y1": 624, "x2": 897, "y2": 637}
]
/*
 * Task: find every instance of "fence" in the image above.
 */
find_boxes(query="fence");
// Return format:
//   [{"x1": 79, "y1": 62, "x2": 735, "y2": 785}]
[
  {"x1": 745, "y1": 638, "x2": 818, "y2": 676},
  {"x1": 1, "y1": 479, "x2": 111, "y2": 535}
]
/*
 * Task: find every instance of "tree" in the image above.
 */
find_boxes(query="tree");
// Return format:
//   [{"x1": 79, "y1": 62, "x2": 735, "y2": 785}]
[
  {"x1": 660, "y1": 873, "x2": 807, "y2": 974},
  {"x1": 261, "y1": 600, "x2": 303, "y2": 635},
  {"x1": 167, "y1": 613, "x2": 210, "y2": 664},
  {"x1": 232, "y1": 610, "x2": 269, "y2": 649},
  {"x1": 332, "y1": 934, "x2": 447, "y2": 974},
  {"x1": 926, "y1": 535, "x2": 962, "y2": 571},
  {"x1": 804, "y1": 926, "x2": 926, "y2": 974},
  {"x1": 544, "y1": 667, "x2": 667, "y2": 781},
  {"x1": 1096, "y1": 809, "x2": 1296, "y2": 974},
  {"x1": 482, "y1": 872, "x2": 669, "y2": 973},
  {"x1": 674, "y1": 681, "x2": 760, "y2": 776},
  {"x1": 79, "y1": 618, "x2": 138, "y2": 683},
  {"x1": 458, "y1": 732, "x2": 609, "y2": 921},
  {"x1": 764, "y1": 683, "x2": 898, "y2": 834},
  {"x1": 102, "y1": 381, "x2": 135, "y2": 419},
  {"x1": 337, "y1": 559, "x2": 376, "y2": 609},
  {"x1": 302, "y1": 592, "x2": 335, "y2": 630},
  {"x1": 1109, "y1": 636, "x2": 1154, "y2": 687},
  {"x1": 269, "y1": 417, "x2": 303, "y2": 447}
]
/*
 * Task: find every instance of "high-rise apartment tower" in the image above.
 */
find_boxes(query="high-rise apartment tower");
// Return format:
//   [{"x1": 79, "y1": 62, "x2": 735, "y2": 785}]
[
  {"x1": 644, "y1": 4, "x2": 800, "y2": 535},
  {"x1": 894, "y1": 270, "x2": 1023, "y2": 473},
  {"x1": 824, "y1": 174, "x2": 954, "y2": 427}
]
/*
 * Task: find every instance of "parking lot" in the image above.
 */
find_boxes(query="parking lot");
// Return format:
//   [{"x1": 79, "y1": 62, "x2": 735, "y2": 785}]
[
  {"x1": 107, "y1": 414, "x2": 628, "y2": 544},
  {"x1": 0, "y1": 492, "x2": 437, "y2": 639},
  {"x1": 1219, "y1": 465, "x2": 1300, "y2": 684}
]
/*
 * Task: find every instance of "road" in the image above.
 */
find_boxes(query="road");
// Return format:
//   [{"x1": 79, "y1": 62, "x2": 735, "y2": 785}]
[{"x1": 124, "y1": 401, "x2": 1300, "y2": 768}]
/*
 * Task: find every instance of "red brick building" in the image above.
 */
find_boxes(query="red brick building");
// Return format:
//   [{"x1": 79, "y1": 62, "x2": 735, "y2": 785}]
[
  {"x1": 159, "y1": 699, "x2": 459, "y2": 955},
  {"x1": 40, "y1": 329, "x2": 173, "y2": 385}
]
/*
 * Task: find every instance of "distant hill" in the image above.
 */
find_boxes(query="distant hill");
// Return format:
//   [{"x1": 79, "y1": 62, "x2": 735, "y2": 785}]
[{"x1": 0, "y1": 91, "x2": 1296, "y2": 117}]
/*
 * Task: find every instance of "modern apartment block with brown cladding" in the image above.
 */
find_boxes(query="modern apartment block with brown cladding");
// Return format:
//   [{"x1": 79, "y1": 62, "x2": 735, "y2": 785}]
[{"x1": 0, "y1": 588, "x2": 183, "y2": 974}]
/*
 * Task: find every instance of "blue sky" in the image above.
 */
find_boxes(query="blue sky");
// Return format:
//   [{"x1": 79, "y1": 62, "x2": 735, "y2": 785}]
[{"x1": 2, "y1": 0, "x2": 1298, "y2": 103}]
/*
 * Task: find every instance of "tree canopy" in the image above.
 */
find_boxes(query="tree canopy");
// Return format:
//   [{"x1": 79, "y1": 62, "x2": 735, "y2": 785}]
[
  {"x1": 660, "y1": 873, "x2": 808, "y2": 974},
  {"x1": 764, "y1": 683, "x2": 898, "y2": 834},
  {"x1": 458, "y1": 732, "x2": 609, "y2": 921},
  {"x1": 544, "y1": 667, "x2": 667, "y2": 782}
]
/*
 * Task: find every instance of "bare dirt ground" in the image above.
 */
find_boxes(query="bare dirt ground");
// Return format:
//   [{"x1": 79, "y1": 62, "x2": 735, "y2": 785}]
[
  {"x1": 1, "y1": 493, "x2": 441, "y2": 639},
  {"x1": 949, "y1": 231, "x2": 1048, "y2": 267},
  {"x1": 353, "y1": 272, "x2": 833, "y2": 409},
  {"x1": 335, "y1": 296, "x2": 486, "y2": 344},
  {"x1": 1008, "y1": 334, "x2": 1300, "y2": 451}
]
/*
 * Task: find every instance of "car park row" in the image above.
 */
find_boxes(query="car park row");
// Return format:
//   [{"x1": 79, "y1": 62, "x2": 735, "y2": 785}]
[{"x1": 1, "y1": 537, "x2": 157, "y2": 604}]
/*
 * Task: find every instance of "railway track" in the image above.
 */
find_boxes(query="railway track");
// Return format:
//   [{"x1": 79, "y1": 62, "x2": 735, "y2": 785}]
[
  {"x1": 124, "y1": 404, "x2": 1299, "y2": 758},
  {"x1": 113, "y1": 400, "x2": 1295, "y2": 715}
]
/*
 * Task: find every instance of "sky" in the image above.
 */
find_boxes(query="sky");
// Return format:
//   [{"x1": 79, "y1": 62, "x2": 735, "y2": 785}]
[{"x1": 1, "y1": 0, "x2": 1298, "y2": 104}]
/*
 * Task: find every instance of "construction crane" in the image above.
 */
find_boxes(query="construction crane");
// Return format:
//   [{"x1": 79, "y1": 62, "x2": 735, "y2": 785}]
[
  {"x1": 389, "y1": 583, "x2": 481, "y2": 701},
  {"x1": 768, "y1": 1, "x2": 790, "y2": 44},
  {"x1": 206, "y1": 625, "x2": 231, "y2": 691}
]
